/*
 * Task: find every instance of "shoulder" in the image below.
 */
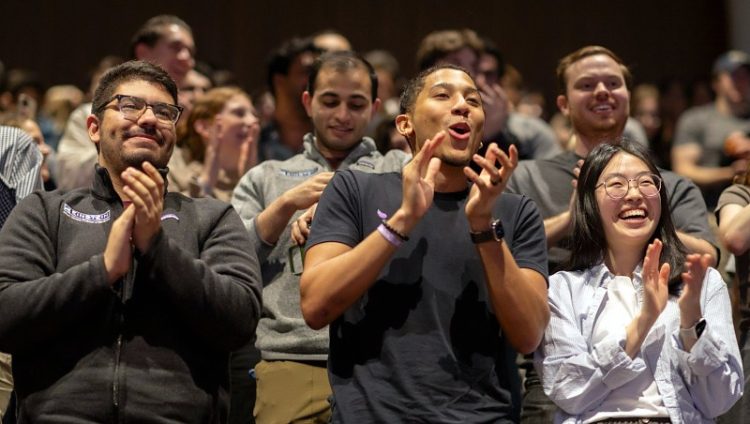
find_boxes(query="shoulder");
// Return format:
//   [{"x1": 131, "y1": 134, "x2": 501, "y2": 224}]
[{"x1": 718, "y1": 184, "x2": 750, "y2": 207}]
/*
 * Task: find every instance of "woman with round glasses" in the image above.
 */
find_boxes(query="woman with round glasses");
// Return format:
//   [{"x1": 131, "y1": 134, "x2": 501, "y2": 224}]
[
  {"x1": 536, "y1": 140, "x2": 742, "y2": 423},
  {"x1": 172, "y1": 86, "x2": 260, "y2": 201}
]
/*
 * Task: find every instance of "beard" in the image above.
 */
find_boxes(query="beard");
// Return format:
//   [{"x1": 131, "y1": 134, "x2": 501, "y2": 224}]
[{"x1": 99, "y1": 127, "x2": 172, "y2": 175}]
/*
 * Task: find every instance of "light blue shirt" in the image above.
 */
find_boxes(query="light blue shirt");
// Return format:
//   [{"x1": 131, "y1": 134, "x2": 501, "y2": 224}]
[{"x1": 535, "y1": 263, "x2": 743, "y2": 423}]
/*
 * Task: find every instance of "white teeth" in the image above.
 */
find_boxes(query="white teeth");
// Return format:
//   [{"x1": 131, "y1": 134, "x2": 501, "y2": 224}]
[
  {"x1": 620, "y1": 209, "x2": 646, "y2": 219},
  {"x1": 593, "y1": 104, "x2": 612, "y2": 111}
]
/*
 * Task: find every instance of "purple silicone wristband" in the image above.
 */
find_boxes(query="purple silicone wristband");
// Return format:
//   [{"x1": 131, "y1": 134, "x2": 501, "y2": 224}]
[{"x1": 377, "y1": 224, "x2": 403, "y2": 247}]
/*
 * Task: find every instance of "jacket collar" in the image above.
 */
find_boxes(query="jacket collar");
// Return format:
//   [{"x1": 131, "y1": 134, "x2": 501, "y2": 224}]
[{"x1": 301, "y1": 132, "x2": 377, "y2": 171}]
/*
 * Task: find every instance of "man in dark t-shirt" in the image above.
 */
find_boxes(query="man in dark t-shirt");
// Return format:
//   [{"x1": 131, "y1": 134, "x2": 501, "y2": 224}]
[{"x1": 300, "y1": 65, "x2": 549, "y2": 422}]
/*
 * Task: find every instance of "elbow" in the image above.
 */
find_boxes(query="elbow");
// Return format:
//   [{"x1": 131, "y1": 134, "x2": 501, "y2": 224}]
[
  {"x1": 299, "y1": 277, "x2": 331, "y2": 330},
  {"x1": 301, "y1": 301, "x2": 329, "y2": 330},
  {"x1": 722, "y1": 233, "x2": 750, "y2": 257}
]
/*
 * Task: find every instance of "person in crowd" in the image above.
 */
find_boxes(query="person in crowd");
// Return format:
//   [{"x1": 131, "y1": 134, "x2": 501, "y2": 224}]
[
  {"x1": 632, "y1": 84, "x2": 670, "y2": 168},
  {"x1": 311, "y1": 29, "x2": 352, "y2": 52},
  {"x1": 259, "y1": 37, "x2": 321, "y2": 162},
  {"x1": 0, "y1": 112, "x2": 55, "y2": 190},
  {"x1": 0, "y1": 126, "x2": 43, "y2": 421},
  {"x1": 299, "y1": 64, "x2": 549, "y2": 422},
  {"x1": 715, "y1": 167, "x2": 750, "y2": 423},
  {"x1": 56, "y1": 15, "x2": 195, "y2": 191},
  {"x1": 672, "y1": 50, "x2": 750, "y2": 209},
  {"x1": 507, "y1": 45, "x2": 718, "y2": 424},
  {"x1": 232, "y1": 50, "x2": 408, "y2": 424},
  {"x1": 178, "y1": 67, "x2": 213, "y2": 118},
  {"x1": 171, "y1": 86, "x2": 259, "y2": 201},
  {"x1": 537, "y1": 139, "x2": 742, "y2": 423},
  {"x1": 0, "y1": 61, "x2": 261, "y2": 422},
  {"x1": 418, "y1": 29, "x2": 561, "y2": 161}
]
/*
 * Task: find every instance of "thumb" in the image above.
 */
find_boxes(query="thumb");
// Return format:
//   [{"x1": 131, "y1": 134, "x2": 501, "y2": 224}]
[{"x1": 424, "y1": 157, "x2": 442, "y2": 186}]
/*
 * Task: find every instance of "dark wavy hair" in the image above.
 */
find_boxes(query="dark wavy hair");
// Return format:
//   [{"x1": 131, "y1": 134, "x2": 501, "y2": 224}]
[{"x1": 567, "y1": 138, "x2": 686, "y2": 295}]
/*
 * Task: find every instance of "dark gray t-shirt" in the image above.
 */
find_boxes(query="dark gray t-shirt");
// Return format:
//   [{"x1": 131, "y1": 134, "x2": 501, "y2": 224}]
[
  {"x1": 307, "y1": 170, "x2": 548, "y2": 423},
  {"x1": 507, "y1": 151, "x2": 717, "y2": 272},
  {"x1": 674, "y1": 103, "x2": 750, "y2": 207}
]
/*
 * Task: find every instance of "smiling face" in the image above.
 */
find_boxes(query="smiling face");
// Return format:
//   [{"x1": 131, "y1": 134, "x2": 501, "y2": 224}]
[
  {"x1": 214, "y1": 94, "x2": 260, "y2": 151},
  {"x1": 596, "y1": 152, "x2": 661, "y2": 252},
  {"x1": 88, "y1": 80, "x2": 177, "y2": 174},
  {"x1": 137, "y1": 24, "x2": 195, "y2": 85},
  {"x1": 558, "y1": 54, "x2": 629, "y2": 139},
  {"x1": 303, "y1": 65, "x2": 378, "y2": 158},
  {"x1": 397, "y1": 68, "x2": 484, "y2": 167}
]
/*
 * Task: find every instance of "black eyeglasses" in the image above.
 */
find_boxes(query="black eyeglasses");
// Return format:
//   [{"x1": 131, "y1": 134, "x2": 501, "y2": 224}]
[
  {"x1": 97, "y1": 94, "x2": 183, "y2": 124},
  {"x1": 595, "y1": 173, "x2": 662, "y2": 199}
]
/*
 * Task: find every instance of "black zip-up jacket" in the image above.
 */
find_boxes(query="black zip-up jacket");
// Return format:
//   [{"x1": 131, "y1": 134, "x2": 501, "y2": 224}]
[{"x1": 0, "y1": 166, "x2": 262, "y2": 423}]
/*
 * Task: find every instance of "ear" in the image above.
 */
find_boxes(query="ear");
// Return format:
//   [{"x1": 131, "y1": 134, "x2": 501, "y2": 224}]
[
  {"x1": 556, "y1": 94, "x2": 569, "y2": 117},
  {"x1": 370, "y1": 98, "x2": 382, "y2": 117},
  {"x1": 302, "y1": 91, "x2": 313, "y2": 118},
  {"x1": 87, "y1": 114, "x2": 101, "y2": 146},
  {"x1": 134, "y1": 43, "x2": 152, "y2": 61},
  {"x1": 395, "y1": 113, "x2": 416, "y2": 151}
]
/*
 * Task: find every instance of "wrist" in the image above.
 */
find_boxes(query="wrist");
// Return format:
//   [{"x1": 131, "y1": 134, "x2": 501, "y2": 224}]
[
  {"x1": 389, "y1": 208, "x2": 418, "y2": 236},
  {"x1": 467, "y1": 214, "x2": 492, "y2": 232}
]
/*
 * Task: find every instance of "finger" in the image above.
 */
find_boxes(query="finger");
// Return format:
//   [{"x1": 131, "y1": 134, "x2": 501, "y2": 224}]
[
  {"x1": 291, "y1": 221, "x2": 305, "y2": 246},
  {"x1": 122, "y1": 173, "x2": 156, "y2": 213},
  {"x1": 424, "y1": 157, "x2": 442, "y2": 186},
  {"x1": 411, "y1": 132, "x2": 444, "y2": 179},
  {"x1": 658, "y1": 263, "x2": 671, "y2": 287},
  {"x1": 122, "y1": 186, "x2": 151, "y2": 217}
]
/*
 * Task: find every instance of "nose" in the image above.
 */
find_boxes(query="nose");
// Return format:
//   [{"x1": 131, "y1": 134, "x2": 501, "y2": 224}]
[
  {"x1": 333, "y1": 104, "x2": 351, "y2": 122},
  {"x1": 622, "y1": 180, "x2": 644, "y2": 200},
  {"x1": 136, "y1": 106, "x2": 159, "y2": 126},
  {"x1": 594, "y1": 81, "x2": 610, "y2": 98},
  {"x1": 452, "y1": 95, "x2": 470, "y2": 117}
]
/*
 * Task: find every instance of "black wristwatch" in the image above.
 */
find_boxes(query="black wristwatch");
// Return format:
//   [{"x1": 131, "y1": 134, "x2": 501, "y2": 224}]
[{"x1": 470, "y1": 219, "x2": 504, "y2": 244}]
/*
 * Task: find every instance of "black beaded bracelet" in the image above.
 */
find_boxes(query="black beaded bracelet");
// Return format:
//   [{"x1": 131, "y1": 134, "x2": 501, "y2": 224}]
[{"x1": 381, "y1": 219, "x2": 409, "y2": 242}]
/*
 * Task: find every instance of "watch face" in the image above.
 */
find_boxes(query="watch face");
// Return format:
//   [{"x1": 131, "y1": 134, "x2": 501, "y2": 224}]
[{"x1": 492, "y1": 219, "x2": 505, "y2": 241}]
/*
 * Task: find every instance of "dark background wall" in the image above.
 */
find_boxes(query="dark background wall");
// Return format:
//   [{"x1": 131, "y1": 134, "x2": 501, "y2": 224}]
[{"x1": 0, "y1": 0, "x2": 730, "y2": 109}]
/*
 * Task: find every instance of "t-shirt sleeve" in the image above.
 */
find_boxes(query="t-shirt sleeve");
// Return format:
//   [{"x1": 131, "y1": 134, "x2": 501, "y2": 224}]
[
  {"x1": 307, "y1": 170, "x2": 363, "y2": 249},
  {"x1": 668, "y1": 175, "x2": 717, "y2": 245},
  {"x1": 505, "y1": 195, "x2": 549, "y2": 281},
  {"x1": 673, "y1": 107, "x2": 705, "y2": 147},
  {"x1": 715, "y1": 184, "x2": 750, "y2": 223}
]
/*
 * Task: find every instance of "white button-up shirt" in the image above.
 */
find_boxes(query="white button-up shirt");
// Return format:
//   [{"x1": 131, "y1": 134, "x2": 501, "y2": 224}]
[{"x1": 535, "y1": 263, "x2": 743, "y2": 423}]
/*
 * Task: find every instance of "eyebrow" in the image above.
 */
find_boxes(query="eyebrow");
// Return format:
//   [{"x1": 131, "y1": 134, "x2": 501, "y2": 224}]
[
  {"x1": 429, "y1": 82, "x2": 479, "y2": 95},
  {"x1": 319, "y1": 91, "x2": 369, "y2": 101}
]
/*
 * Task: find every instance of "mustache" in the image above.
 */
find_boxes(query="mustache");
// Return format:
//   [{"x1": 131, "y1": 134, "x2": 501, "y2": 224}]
[{"x1": 124, "y1": 128, "x2": 163, "y2": 144}]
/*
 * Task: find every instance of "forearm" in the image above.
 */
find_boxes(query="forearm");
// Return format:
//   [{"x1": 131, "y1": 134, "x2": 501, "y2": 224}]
[
  {"x1": 543, "y1": 211, "x2": 572, "y2": 247},
  {"x1": 478, "y1": 241, "x2": 549, "y2": 353},
  {"x1": 624, "y1": 314, "x2": 655, "y2": 358},
  {"x1": 677, "y1": 231, "x2": 718, "y2": 266},
  {"x1": 255, "y1": 192, "x2": 300, "y2": 245},
  {"x1": 301, "y1": 210, "x2": 415, "y2": 330},
  {"x1": 720, "y1": 206, "x2": 750, "y2": 255},
  {"x1": 0, "y1": 257, "x2": 114, "y2": 353},
  {"x1": 674, "y1": 163, "x2": 735, "y2": 188}
]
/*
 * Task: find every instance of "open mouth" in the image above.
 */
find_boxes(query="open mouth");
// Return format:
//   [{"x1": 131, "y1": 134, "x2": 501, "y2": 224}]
[
  {"x1": 448, "y1": 122, "x2": 471, "y2": 140},
  {"x1": 592, "y1": 103, "x2": 614, "y2": 113},
  {"x1": 619, "y1": 208, "x2": 647, "y2": 220}
]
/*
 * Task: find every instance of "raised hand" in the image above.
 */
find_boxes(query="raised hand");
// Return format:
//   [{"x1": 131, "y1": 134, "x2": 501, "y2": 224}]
[
  {"x1": 679, "y1": 253, "x2": 711, "y2": 327},
  {"x1": 103, "y1": 204, "x2": 135, "y2": 285},
  {"x1": 399, "y1": 131, "x2": 444, "y2": 223},
  {"x1": 476, "y1": 80, "x2": 510, "y2": 138},
  {"x1": 464, "y1": 143, "x2": 518, "y2": 228},
  {"x1": 641, "y1": 239, "x2": 671, "y2": 323},
  {"x1": 121, "y1": 162, "x2": 164, "y2": 253}
]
